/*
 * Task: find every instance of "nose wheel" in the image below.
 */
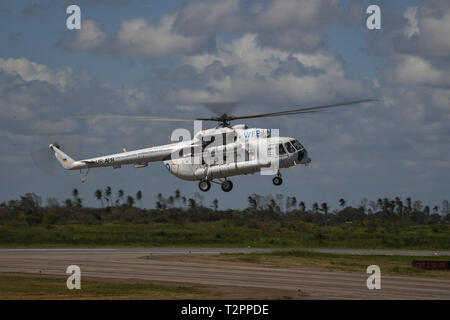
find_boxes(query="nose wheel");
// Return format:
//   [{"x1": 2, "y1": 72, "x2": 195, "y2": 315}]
[
  {"x1": 221, "y1": 180, "x2": 233, "y2": 192},
  {"x1": 198, "y1": 180, "x2": 211, "y2": 192},
  {"x1": 273, "y1": 176, "x2": 283, "y2": 186}
]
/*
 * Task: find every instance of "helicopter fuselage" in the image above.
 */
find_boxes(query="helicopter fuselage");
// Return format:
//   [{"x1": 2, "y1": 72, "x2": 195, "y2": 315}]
[{"x1": 50, "y1": 124, "x2": 311, "y2": 190}]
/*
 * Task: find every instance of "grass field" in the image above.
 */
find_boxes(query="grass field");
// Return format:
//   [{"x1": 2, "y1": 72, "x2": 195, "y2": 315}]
[
  {"x1": 0, "y1": 273, "x2": 304, "y2": 300},
  {"x1": 0, "y1": 274, "x2": 217, "y2": 299},
  {"x1": 206, "y1": 250, "x2": 450, "y2": 279},
  {"x1": 0, "y1": 221, "x2": 449, "y2": 249}
]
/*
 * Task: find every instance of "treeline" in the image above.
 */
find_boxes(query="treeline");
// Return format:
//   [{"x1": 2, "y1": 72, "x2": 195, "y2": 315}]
[{"x1": 0, "y1": 188, "x2": 449, "y2": 227}]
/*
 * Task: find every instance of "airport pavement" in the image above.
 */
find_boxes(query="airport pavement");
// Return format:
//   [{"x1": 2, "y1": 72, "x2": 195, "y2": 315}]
[{"x1": 0, "y1": 248, "x2": 449, "y2": 299}]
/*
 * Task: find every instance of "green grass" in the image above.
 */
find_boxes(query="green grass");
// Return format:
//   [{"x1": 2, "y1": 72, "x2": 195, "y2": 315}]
[
  {"x1": 207, "y1": 250, "x2": 450, "y2": 279},
  {"x1": 0, "y1": 221, "x2": 449, "y2": 249},
  {"x1": 0, "y1": 274, "x2": 217, "y2": 299}
]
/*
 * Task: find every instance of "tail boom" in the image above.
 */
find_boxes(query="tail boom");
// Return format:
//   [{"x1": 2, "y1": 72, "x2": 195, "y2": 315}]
[{"x1": 49, "y1": 144, "x2": 86, "y2": 170}]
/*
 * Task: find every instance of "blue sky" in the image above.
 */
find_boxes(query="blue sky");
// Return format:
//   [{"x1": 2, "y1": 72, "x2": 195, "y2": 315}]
[{"x1": 1, "y1": 0, "x2": 449, "y2": 211}]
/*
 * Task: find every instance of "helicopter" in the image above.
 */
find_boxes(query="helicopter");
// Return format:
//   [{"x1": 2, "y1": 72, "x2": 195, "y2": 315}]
[{"x1": 49, "y1": 99, "x2": 374, "y2": 192}]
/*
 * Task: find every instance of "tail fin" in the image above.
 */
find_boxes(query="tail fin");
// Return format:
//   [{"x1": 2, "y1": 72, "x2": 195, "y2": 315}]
[{"x1": 49, "y1": 144, "x2": 77, "y2": 169}]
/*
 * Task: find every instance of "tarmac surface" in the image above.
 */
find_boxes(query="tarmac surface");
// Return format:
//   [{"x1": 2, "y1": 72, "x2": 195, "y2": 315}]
[{"x1": 0, "y1": 248, "x2": 449, "y2": 299}]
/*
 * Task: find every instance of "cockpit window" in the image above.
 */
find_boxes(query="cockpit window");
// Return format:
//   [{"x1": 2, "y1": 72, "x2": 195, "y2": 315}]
[
  {"x1": 278, "y1": 144, "x2": 286, "y2": 155},
  {"x1": 284, "y1": 142, "x2": 296, "y2": 153},
  {"x1": 292, "y1": 140, "x2": 303, "y2": 151}
]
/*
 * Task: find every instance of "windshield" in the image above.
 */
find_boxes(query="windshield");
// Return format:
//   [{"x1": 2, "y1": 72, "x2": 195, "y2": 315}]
[
  {"x1": 291, "y1": 140, "x2": 303, "y2": 151},
  {"x1": 284, "y1": 142, "x2": 296, "y2": 153}
]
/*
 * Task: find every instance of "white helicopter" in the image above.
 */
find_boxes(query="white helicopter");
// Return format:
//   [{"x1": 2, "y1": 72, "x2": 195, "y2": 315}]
[{"x1": 49, "y1": 99, "x2": 374, "y2": 192}]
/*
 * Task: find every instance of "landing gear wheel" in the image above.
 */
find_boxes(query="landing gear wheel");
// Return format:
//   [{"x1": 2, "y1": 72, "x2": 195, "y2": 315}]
[
  {"x1": 198, "y1": 180, "x2": 211, "y2": 192},
  {"x1": 273, "y1": 176, "x2": 283, "y2": 186},
  {"x1": 221, "y1": 180, "x2": 233, "y2": 192}
]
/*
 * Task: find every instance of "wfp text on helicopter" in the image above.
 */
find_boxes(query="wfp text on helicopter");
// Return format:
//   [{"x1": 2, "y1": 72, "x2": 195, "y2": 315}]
[{"x1": 49, "y1": 99, "x2": 375, "y2": 192}]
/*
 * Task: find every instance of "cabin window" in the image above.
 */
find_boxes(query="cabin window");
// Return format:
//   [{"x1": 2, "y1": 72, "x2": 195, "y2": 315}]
[{"x1": 278, "y1": 144, "x2": 286, "y2": 155}]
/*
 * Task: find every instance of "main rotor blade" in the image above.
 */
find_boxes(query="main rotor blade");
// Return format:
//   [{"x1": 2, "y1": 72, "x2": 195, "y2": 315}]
[
  {"x1": 72, "y1": 99, "x2": 376, "y2": 123},
  {"x1": 72, "y1": 115, "x2": 211, "y2": 122},
  {"x1": 227, "y1": 99, "x2": 376, "y2": 121}
]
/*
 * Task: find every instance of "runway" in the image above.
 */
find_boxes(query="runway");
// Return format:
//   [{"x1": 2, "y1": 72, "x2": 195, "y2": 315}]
[{"x1": 0, "y1": 248, "x2": 449, "y2": 299}]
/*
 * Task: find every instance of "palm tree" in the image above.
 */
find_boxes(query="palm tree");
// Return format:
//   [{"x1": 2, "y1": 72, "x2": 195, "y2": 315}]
[
  {"x1": 188, "y1": 198, "x2": 196, "y2": 210},
  {"x1": 339, "y1": 198, "x2": 346, "y2": 209},
  {"x1": 174, "y1": 189, "x2": 181, "y2": 207},
  {"x1": 394, "y1": 197, "x2": 404, "y2": 221},
  {"x1": 291, "y1": 196, "x2": 297, "y2": 210},
  {"x1": 136, "y1": 190, "x2": 142, "y2": 207},
  {"x1": 382, "y1": 198, "x2": 390, "y2": 212},
  {"x1": 104, "y1": 186, "x2": 112, "y2": 207},
  {"x1": 248, "y1": 196, "x2": 257, "y2": 210},
  {"x1": 95, "y1": 189, "x2": 104, "y2": 208},
  {"x1": 285, "y1": 197, "x2": 296, "y2": 212},
  {"x1": 156, "y1": 193, "x2": 166, "y2": 210},
  {"x1": 299, "y1": 201, "x2": 306, "y2": 212},
  {"x1": 406, "y1": 197, "x2": 412, "y2": 212},
  {"x1": 377, "y1": 198, "x2": 383, "y2": 211},
  {"x1": 126, "y1": 195, "x2": 135, "y2": 207},
  {"x1": 212, "y1": 199, "x2": 219, "y2": 211},
  {"x1": 320, "y1": 202, "x2": 329, "y2": 215},
  {"x1": 72, "y1": 188, "x2": 78, "y2": 200},
  {"x1": 168, "y1": 196, "x2": 174, "y2": 208},
  {"x1": 72, "y1": 188, "x2": 82, "y2": 207},
  {"x1": 116, "y1": 189, "x2": 124, "y2": 206}
]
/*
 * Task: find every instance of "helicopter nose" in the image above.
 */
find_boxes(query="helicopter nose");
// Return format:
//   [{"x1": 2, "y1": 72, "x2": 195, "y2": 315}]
[
  {"x1": 297, "y1": 149, "x2": 306, "y2": 162},
  {"x1": 298, "y1": 149, "x2": 311, "y2": 164}
]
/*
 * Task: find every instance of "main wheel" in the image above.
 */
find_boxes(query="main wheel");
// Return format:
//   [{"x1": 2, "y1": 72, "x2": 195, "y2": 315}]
[
  {"x1": 273, "y1": 176, "x2": 283, "y2": 186},
  {"x1": 198, "y1": 180, "x2": 211, "y2": 192},
  {"x1": 221, "y1": 180, "x2": 233, "y2": 192}
]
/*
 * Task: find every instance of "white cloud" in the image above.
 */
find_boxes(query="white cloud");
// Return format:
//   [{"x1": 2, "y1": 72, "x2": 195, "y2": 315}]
[
  {"x1": 386, "y1": 54, "x2": 450, "y2": 87},
  {"x1": 115, "y1": 86, "x2": 151, "y2": 112},
  {"x1": 173, "y1": 0, "x2": 350, "y2": 52},
  {"x1": 403, "y1": 6, "x2": 419, "y2": 38},
  {"x1": 63, "y1": 19, "x2": 108, "y2": 51},
  {"x1": 58, "y1": 0, "x2": 362, "y2": 56},
  {"x1": 0, "y1": 57, "x2": 72, "y2": 88},
  {"x1": 176, "y1": 34, "x2": 364, "y2": 105},
  {"x1": 60, "y1": 15, "x2": 214, "y2": 57},
  {"x1": 394, "y1": 1, "x2": 450, "y2": 57},
  {"x1": 184, "y1": 33, "x2": 344, "y2": 80},
  {"x1": 254, "y1": 0, "x2": 338, "y2": 30},
  {"x1": 115, "y1": 14, "x2": 213, "y2": 56},
  {"x1": 419, "y1": 11, "x2": 450, "y2": 56}
]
